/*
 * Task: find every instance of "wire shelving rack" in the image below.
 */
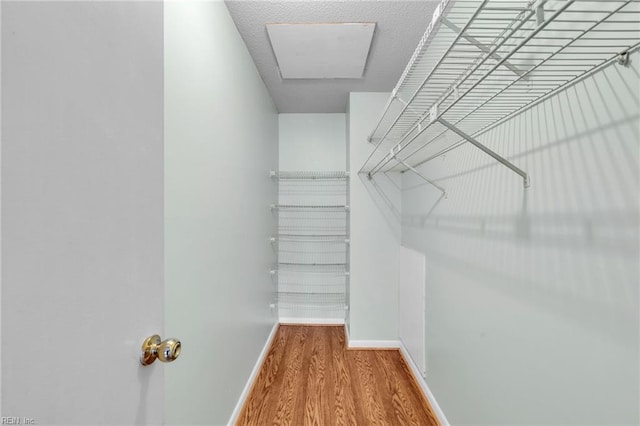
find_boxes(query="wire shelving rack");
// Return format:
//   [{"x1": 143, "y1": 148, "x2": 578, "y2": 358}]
[
  {"x1": 360, "y1": 0, "x2": 640, "y2": 189},
  {"x1": 270, "y1": 171, "x2": 350, "y2": 318}
]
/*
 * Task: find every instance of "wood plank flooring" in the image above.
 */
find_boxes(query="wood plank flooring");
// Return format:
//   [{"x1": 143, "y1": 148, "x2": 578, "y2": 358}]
[{"x1": 236, "y1": 325, "x2": 440, "y2": 426}]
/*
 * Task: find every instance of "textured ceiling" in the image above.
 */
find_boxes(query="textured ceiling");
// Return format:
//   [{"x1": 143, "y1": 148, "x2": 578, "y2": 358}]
[{"x1": 225, "y1": 1, "x2": 439, "y2": 113}]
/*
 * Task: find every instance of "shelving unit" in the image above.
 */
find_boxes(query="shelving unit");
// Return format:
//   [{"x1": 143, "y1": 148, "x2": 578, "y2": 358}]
[
  {"x1": 360, "y1": 0, "x2": 640, "y2": 189},
  {"x1": 270, "y1": 171, "x2": 350, "y2": 322}
]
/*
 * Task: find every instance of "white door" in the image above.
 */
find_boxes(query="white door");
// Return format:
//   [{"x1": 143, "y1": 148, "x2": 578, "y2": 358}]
[
  {"x1": 1, "y1": 2, "x2": 165, "y2": 424},
  {"x1": 2, "y1": 2, "x2": 280, "y2": 424}
]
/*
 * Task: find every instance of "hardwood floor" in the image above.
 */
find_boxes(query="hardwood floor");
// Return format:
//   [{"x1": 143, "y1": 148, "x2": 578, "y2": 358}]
[{"x1": 236, "y1": 325, "x2": 440, "y2": 426}]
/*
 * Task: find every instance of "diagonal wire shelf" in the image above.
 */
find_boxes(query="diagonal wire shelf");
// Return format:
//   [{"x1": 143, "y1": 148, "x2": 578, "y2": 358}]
[{"x1": 361, "y1": 0, "x2": 640, "y2": 183}]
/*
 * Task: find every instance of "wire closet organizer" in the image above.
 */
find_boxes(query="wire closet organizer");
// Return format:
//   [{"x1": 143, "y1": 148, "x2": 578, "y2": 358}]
[
  {"x1": 270, "y1": 171, "x2": 350, "y2": 321},
  {"x1": 360, "y1": 0, "x2": 640, "y2": 190}
]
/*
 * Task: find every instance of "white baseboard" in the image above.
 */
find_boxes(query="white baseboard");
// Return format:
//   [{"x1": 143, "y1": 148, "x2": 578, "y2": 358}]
[
  {"x1": 227, "y1": 322, "x2": 279, "y2": 426},
  {"x1": 347, "y1": 339, "x2": 401, "y2": 349},
  {"x1": 399, "y1": 341, "x2": 449, "y2": 426},
  {"x1": 345, "y1": 325, "x2": 400, "y2": 349},
  {"x1": 278, "y1": 317, "x2": 345, "y2": 325}
]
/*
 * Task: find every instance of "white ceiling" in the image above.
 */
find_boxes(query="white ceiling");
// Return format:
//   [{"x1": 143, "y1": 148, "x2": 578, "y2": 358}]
[
  {"x1": 267, "y1": 23, "x2": 376, "y2": 79},
  {"x1": 225, "y1": 1, "x2": 440, "y2": 113}
]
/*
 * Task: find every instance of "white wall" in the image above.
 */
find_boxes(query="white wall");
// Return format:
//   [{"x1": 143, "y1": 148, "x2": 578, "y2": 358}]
[
  {"x1": 279, "y1": 113, "x2": 346, "y2": 170},
  {"x1": 401, "y1": 56, "x2": 640, "y2": 424},
  {"x1": 1, "y1": 2, "x2": 164, "y2": 424},
  {"x1": 164, "y1": 2, "x2": 278, "y2": 424},
  {"x1": 348, "y1": 93, "x2": 401, "y2": 341}
]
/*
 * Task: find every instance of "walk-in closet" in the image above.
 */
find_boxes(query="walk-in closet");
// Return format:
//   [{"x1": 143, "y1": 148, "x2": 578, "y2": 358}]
[{"x1": 1, "y1": 0, "x2": 638, "y2": 425}]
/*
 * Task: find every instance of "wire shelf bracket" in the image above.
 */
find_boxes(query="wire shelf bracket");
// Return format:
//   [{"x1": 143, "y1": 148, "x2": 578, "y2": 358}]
[
  {"x1": 437, "y1": 118, "x2": 530, "y2": 188},
  {"x1": 618, "y1": 50, "x2": 631, "y2": 66}
]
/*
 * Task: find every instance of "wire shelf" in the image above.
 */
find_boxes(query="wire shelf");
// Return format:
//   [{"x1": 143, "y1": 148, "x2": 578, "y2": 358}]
[
  {"x1": 278, "y1": 178, "x2": 347, "y2": 205},
  {"x1": 278, "y1": 262, "x2": 348, "y2": 267},
  {"x1": 361, "y1": 0, "x2": 640, "y2": 184},
  {"x1": 271, "y1": 204, "x2": 350, "y2": 211},
  {"x1": 276, "y1": 292, "x2": 347, "y2": 311},
  {"x1": 272, "y1": 263, "x2": 350, "y2": 275},
  {"x1": 277, "y1": 222, "x2": 348, "y2": 236},
  {"x1": 273, "y1": 235, "x2": 349, "y2": 264},
  {"x1": 278, "y1": 249, "x2": 347, "y2": 265},
  {"x1": 271, "y1": 171, "x2": 349, "y2": 180},
  {"x1": 277, "y1": 276, "x2": 347, "y2": 292},
  {"x1": 271, "y1": 234, "x2": 349, "y2": 243}
]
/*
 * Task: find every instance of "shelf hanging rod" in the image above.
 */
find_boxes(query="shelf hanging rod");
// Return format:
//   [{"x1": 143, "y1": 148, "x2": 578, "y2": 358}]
[{"x1": 437, "y1": 118, "x2": 530, "y2": 188}]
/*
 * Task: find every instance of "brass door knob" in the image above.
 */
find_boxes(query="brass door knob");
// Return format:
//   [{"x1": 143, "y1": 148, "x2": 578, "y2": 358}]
[{"x1": 140, "y1": 335, "x2": 181, "y2": 366}]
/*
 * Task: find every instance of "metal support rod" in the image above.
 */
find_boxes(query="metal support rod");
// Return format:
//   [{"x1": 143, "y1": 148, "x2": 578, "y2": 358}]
[
  {"x1": 437, "y1": 118, "x2": 530, "y2": 188},
  {"x1": 441, "y1": 18, "x2": 526, "y2": 78},
  {"x1": 394, "y1": 156, "x2": 447, "y2": 196}
]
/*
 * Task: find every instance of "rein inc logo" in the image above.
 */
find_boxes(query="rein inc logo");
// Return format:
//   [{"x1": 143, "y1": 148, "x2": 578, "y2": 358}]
[{"x1": 1, "y1": 418, "x2": 35, "y2": 425}]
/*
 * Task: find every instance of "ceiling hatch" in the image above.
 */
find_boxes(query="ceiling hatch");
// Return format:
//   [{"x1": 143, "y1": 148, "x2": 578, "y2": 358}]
[{"x1": 266, "y1": 22, "x2": 376, "y2": 79}]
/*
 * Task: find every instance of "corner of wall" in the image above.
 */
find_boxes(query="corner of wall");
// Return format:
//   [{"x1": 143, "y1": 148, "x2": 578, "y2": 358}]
[{"x1": 347, "y1": 92, "x2": 400, "y2": 342}]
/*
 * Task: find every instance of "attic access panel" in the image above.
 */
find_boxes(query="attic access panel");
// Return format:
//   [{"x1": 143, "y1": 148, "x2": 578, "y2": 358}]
[{"x1": 266, "y1": 22, "x2": 376, "y2": 79}]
